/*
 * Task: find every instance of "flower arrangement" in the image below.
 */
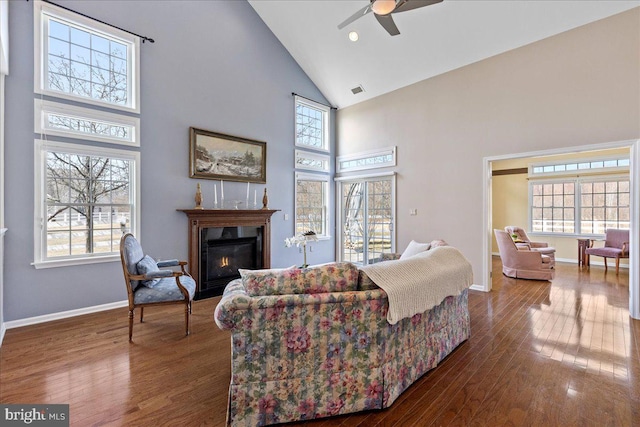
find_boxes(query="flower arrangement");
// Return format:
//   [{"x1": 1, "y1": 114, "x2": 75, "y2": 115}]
[{"x1": 284, "y1": 231, "x2": 318, "y2": 268}]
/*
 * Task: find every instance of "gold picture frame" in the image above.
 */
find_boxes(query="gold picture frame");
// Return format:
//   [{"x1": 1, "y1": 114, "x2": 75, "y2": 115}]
[{"x1": 189, "y1": 127, "x2": 266, "y2": 183}]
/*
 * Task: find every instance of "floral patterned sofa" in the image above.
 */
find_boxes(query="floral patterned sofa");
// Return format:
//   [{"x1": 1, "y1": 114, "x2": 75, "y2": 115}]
[{"x1": 214, "y1": 259, "x2": 470, "y2": 426}]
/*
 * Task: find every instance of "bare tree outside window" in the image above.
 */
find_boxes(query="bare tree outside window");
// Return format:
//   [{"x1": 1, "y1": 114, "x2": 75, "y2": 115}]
[
  {"x1": 295, "y1": 99, "x2": 328, "y2": 151},
  {"x1": 47, "y1": 18, "x2": 128, "y2": 106},
  {"x1": 46, "y1": 152, "x2": 131, "y2": 257}
]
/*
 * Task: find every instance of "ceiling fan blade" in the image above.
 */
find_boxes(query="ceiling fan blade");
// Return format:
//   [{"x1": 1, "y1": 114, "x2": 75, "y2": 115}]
[
  {"x1": 375, "y1": 13, "x2": 400, "y2": 36},
  {"x1": 337, "y1": 3, "x2": 373, "y2": 30},
  {"x1": 394, "y1": 0, "x2": 443, "y2": 14}
]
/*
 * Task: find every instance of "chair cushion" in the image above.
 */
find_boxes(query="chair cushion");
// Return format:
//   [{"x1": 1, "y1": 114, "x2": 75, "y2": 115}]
[
  {"x1": 585, "y1": 247, "x2": 625, "y2": 258},
  {"x1": 400, "y1": 240, "x2": 431, "y2": 259},
  {"x1": 122, "y1": 234, "x2": 145, "y2": 290},
  {"x1": 136, "y1": 255, "x2": 161, "y2": 288},
  {"x1": 133, "y1": 275, "x2": 196, "y2": 304},
  {"x1": 241, "y1": 263, "x2": 359, "y2": 296}
]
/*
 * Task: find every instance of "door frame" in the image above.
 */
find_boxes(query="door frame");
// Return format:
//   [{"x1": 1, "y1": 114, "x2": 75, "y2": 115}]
[{"x1": 482, "y1": 139, "x2": 639, "y2": 319}]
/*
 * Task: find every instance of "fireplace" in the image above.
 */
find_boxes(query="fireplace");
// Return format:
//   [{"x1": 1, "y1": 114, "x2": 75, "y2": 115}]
[
  {"x1": 178, "y1": 209, "x2": 278, "y2": 300},
  {"x1": 199, "y1": 227, "x2": 263, "y2": 298}
]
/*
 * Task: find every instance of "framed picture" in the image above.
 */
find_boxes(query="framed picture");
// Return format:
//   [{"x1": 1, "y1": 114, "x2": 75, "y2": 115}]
[{"x1": 189, "y1": 127, "x2": 266, "y2": 183}]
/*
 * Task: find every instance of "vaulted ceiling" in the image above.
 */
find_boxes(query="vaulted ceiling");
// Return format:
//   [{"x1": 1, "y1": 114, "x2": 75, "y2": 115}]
[{"x1": 249, "y1": 0, "x2": 640, "y2": 109}]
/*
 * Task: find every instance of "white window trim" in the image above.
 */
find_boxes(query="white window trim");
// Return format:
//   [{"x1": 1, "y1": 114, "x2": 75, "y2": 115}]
[
  {"x1": 295, "y1": 171, "x2": 331, "y2": 239},
  {"x1": 294, "y1": 149, "x2": 330, "y2": 173},
  {"x1": 33, "y1": 139, "x2": 140, "y2": 269},
  {"x1": 335, "y1": 172, "x2": 396, "y2": 264},
  {"x1": 294, "y1": 95, "x2": 330, "y2": 153},
  {"x1": 336, "y1": 146, "x2": 396, "y2": 174},
  {"x1": 33, "y1": 1, "x2": 140, "y2": 113},
  {"x1": 34, "y1": 99, "x2": 140, "y2": 147},
  {"x1": 528, "y1": 174, "x2": 630, "y2": 238}
]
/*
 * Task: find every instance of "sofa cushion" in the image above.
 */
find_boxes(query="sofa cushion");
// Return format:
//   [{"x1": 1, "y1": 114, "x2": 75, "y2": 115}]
[
  {"x1": 240, "y1": 262, "x2": 359, "y2": 296},
  {"x1": 400, "y1": 240, "x2": 431, "y2": 260}
]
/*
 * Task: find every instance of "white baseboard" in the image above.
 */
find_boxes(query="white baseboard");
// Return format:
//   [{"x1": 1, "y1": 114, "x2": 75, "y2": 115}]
[
  {"x1": 469, "y1": 284, "x2": 488, "y2": 292},
  {"x1": 0, "y1": 322, "x2": 5, "y2": 347},
  {"x1": 4, "y1": 300, "x2": 128, "y2": 330},
  {"x1": 491, "y1": 252, "x2": 629, "y2": 269}
]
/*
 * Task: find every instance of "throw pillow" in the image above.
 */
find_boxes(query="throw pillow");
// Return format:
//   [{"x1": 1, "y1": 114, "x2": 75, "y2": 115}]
[
  {"x1": 400, "y1": 240, "x2": 431, "y2": 260},
  {"x1": 430, "y1": 239, "x2": 449, "y2": 248},
  {"x1": 136, "y1": 255, "x2": 160, "y2": 288}
]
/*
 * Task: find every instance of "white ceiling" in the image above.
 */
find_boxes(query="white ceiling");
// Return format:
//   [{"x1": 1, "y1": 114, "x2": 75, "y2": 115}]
[{"x1": 249, "y1": 0, "x2": 640, "y2": 109}]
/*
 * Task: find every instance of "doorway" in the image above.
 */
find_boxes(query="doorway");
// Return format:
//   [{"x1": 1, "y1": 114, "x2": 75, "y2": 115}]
[{"x1": 483, "y1": 139, "x2": 639, "y2": 319}]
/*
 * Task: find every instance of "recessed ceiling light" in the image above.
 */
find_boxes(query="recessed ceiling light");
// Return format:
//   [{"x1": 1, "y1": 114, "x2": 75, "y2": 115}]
[{"x1": 348, "y1": 31, "x2": 359, "y2": 42}]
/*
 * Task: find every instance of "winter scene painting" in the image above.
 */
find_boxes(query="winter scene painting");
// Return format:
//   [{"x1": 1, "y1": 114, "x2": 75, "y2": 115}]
[{"x1": 189, "y1": 127, "x2": 266, "y2": 183}]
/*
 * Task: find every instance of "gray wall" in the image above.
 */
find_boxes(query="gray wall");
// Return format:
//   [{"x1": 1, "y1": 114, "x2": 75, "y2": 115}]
[
  {"x1": 4, "y1": 0, "x2": 334, "y2": 321},
  {"x1": 337, "y1": 9, "x2": 639, "y2": 287}
]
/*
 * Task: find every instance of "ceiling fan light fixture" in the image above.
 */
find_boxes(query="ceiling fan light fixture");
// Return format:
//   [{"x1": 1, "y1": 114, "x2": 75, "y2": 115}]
[{"x1": 371, "y1": 0, "x2": 397, "y2": 15}]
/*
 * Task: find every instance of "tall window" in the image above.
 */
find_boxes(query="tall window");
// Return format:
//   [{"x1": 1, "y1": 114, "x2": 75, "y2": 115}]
[
  {"x1": 295, "y1": 173, "x2": 329, "y2": 237},
  {"x1": 293, "y1": 95, "x2": 331, "y2": 238},
  {"x1": 35, "y1": 1, "x2": 140, "y2": 112},
  {"x1": 34, "y1": 2, "x2": 141, "y2": 268},
  {"x1": 338, "y1": 175, "x2": 395, "y2": 265},
  {"x1": 530, "y1": 177, "x2": 629, "y2": 236},
  {"x1": 295, "y1": 96, "x2": 329, "y2": 152}
]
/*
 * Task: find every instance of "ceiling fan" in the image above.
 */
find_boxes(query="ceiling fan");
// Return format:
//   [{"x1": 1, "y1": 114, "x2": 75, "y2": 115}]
[{"x1": 337, "y1": 0, "x2": 443, "y2": 36}]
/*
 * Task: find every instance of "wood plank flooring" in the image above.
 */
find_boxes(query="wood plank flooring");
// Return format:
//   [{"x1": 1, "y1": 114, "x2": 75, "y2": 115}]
[{"x1": 1, "y1": 258, "x2": 638, "y2": 426}]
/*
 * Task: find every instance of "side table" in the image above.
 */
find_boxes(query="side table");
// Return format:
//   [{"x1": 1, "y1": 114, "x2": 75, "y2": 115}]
[{"x1": 577, "y1": 238, "x2": 592, "y2": 268}]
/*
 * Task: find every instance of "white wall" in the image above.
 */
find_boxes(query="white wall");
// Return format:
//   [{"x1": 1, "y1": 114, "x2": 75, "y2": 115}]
[{"x1": 337, "y1": 9, "x2": 639, "y2": 289}]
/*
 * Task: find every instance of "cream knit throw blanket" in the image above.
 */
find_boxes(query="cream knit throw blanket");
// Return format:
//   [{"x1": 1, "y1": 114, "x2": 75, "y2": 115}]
[{"x1": 361, "y1": 246, "x2": 473, "y2": 324}]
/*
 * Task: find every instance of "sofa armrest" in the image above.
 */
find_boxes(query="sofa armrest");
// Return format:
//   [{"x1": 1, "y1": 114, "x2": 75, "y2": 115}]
[{"x1": 214, "y1": 278, "x2": 387, "y2": 331}]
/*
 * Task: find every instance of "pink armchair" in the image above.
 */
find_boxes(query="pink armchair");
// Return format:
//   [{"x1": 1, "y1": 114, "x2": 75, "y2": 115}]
[
  {"x1": 585, "y1": 229, "x2": 629, "y2": 275},
  {"x1": 504, "y1": 226, "x2": 556, "y2": 264},
  {"x1": 495, "y1": 229, "x2": 554, "y2": 281}
]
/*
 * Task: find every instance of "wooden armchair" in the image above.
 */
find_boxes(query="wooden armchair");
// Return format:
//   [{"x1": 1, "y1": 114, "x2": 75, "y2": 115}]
[
  {"x1": 119, "y1": 233, "x2": 196, "y2": 341},
  {"x1": 585, "y1": 229, "x2": 630, "y2": 275}
]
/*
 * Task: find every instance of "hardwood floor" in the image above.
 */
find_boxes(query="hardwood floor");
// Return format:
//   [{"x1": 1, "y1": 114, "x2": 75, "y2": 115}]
[{"x1": 1, "y1": 258, "x2": 638, "y2": 426}]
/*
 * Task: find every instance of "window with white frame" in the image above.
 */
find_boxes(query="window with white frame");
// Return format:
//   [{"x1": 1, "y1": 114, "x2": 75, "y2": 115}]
[
  {"x1": 295, "y1": 172, "x2": 329, "y2": 238},
  {"x1": 337, "y1": 147, "x2": 396, "y2": 173},
  {"x1": 295, "y1": 149, "x2": 330, "y2": 173},
  {"x1": 35, "y1": 99, "x2": 139, "y2": 146},
  {"x1": 34, "y1": 140, "x2": 138, "y2": 268},
  {"x1": 530, "y1": 156, "x2": 630, "y2": 176},
  {"x1": 34, "y1": 1, "x2": 140, "y2": 112},
  {"x1": 530, "y1": 176, "x2": 629, "y2": 235},
  {"x1": 33, "y1": 2, "x2": 142, "y2": 268},
  {"x1": 295, "y1": 96, "x2": 329, "y2": 152}
]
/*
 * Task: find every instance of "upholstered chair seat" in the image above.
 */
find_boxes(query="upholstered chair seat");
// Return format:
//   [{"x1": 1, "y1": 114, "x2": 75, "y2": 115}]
[{"x1": 133, "y1": 276, "x2": 195, "y2": 304}]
